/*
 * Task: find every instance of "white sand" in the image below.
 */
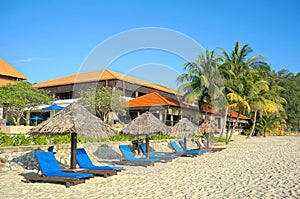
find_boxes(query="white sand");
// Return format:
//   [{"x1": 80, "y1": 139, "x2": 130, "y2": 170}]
[{"x1": 0, "y1": 136, "x2": 299, "y2": 199}]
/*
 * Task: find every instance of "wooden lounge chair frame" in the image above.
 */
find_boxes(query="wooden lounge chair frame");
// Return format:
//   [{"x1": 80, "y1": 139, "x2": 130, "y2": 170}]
[
  {"x1": 24, "y1": 152, "x2": 93, "y2": 188},
  {"x1": 62, "y1": 168, "x2": 117, "y2": 178},
  {"x1": 112, "y1": 160, "x2": 154, "y2": 167},
  {"x1": 24, "y1": 174, "x2": 89, "y2": 188},
  {"x1": 195, "y1": 140, "x2": 226, "y2": 152}
]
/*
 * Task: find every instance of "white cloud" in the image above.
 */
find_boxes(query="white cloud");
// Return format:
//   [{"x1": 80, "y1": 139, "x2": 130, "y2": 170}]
[{"x1": 15, "y1": 57, "x2": 50, "y2": 63}]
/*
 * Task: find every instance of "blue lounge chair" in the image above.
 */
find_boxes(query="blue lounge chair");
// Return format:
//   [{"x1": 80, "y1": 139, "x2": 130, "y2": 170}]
[
  {"x1": 112, "y1": 145, "x2": 161, "y2": 167},
  {"x1": 139, "y1": 143, "x2": 176, "y2": 161},
  {"x1": 24, "y1": 152, "x2": 93, "y2": 188},
  {"x1": 178, "y1": 140, "x2": 209, "y2": 153},
  {"x1": 76, "y1": 148, "x2": 124, "y2": 177},
  {"x1": 169, "y1": 141, "x2": 207, "y2": 157}
]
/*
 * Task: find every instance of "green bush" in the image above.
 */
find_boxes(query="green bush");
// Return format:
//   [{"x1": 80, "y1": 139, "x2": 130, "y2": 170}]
[
  {"x1": 31, "y1": 135, "x2": 49, "y2": 145},
  {"x1": 150, "y1": 134, "x2": 175, "y2": 140},
  {"x1": 0, "y1": 133, "x2": 14, "y2": 146},
  {"x1": 108, "y1": 135, "x2": 134, "y2": 142},
  {"x1": 52, "y1": 134, "x2": 71, "y2": 144},
  {"x1": 0, "y1": 132, "x2": 179, "y2": 146}
]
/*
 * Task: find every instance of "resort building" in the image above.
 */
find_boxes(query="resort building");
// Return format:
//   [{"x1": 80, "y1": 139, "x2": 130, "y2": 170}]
[
  {"x1": 0, "y1": 58, "x2": 27, "y2": 86},
  {"x1": 33, "y1": 69, "x2": 250, "y2": 133}
]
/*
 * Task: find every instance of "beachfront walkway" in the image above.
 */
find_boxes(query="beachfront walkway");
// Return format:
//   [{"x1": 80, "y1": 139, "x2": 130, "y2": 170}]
[{"x1": 0, "y1": 136, "x2": 299, "y2": 199}]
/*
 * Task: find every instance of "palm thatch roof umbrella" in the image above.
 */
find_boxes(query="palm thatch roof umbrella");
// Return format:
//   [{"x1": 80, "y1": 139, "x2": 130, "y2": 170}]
[
  {"x1": 28, "y1": 103, "x2": 115, "y2": 169},
  {"x1": 122, "y1": 111, "x2": 170, "y2": 157},
  {"x1": 171, "y1": 118, "x2": 198, "y2": 150},
  {"x1": 198, "y1": 120, "x2": 218, "y2": 148}
]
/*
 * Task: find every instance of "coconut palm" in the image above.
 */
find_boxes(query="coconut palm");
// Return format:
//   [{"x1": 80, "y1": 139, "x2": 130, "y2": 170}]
[
  {"x1": 177, "y1": 49, "x2": 226, "y2": 147},
  {"x1": 247, "y1": 66, "x2": 287, "y2": 138},
  {"x1": 177, "y1": 49, "x2": 226, "y2": 143},
  {"x1": 177, "y1": 49, "x2": 226, "y2": 113},
  {"x1": 219, "y1": 41, "x2": 268, "y2": 143}
]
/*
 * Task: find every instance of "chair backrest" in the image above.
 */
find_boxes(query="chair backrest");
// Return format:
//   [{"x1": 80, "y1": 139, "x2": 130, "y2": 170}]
[
  {"x1": 119, "y1": 145, "x2": 136, "y2": 160},
  {"x1": 76, "y1": 148, "x2": 94, "y2": 168},
  {"x1": 195, "y1": 140, "x2": 205, "y2": 149},
  {"x1": 35, "y1": 152, "x2": 62, "y2": 175},
  {"x1": 178, "y1": 140, "x2": 185, "y2": 149},
  {"x1": 202, "y1": 139, "x2": 208, "y2": 148},
  {"x1": 170, "y1": 141, "x2": 183, "y2": 153},
  {"x1": 139, "y1": 143, "x2": 154, "y2": 156}
]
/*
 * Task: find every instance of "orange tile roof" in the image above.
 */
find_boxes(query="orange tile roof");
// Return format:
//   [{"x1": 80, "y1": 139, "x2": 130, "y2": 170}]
[
  {"x1": 202, "y1": 106, "x2": 251, "y2": 120},
  {"x1": 229, "y1": 111, "x2": 251, "y2": 120},
  {"x1": 0, "y1": 58, "x2": 27, "y2": 80},
  {"x1": 125, "y1": 92, "x2": 180, "y2": 108},
  {"x1": 125, "y1": 92, "x2": 251, "y2": 120},
  {"x1": 33, "y1": 69, "x2": 178, "y2": 95}
]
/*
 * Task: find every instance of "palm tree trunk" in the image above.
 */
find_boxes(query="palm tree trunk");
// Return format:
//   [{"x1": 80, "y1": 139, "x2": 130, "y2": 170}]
[
  {"x1": 247, "y1": 110, "x2": 257, "y2": 138},
  {"x1": 219, "y1": 106, "x2": 229, "y2": 138},
  {"x1": 225, "y1": 110, "x2": 232, "y2": 144},
  {"x1": 227, "y1": 112, "x2": 240, "y2": 144}
]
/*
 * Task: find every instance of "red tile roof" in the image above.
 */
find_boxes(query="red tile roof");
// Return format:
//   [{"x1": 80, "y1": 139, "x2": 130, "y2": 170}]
[
  {"x1": 229, "y1": 111, "x2": 251, "y2": 120},
  {"x1": 33, "y1": 69, "x2": 178, "y2": 95},
  {"x1": 0, "y1": 58, "x2": 27, "y2": 80},
  {"x1": 125, "y1": 92, "x2": 251, "y2": 120},
  {"x1": 124, "y1": 92, "x2": 180, "y2": 108}
]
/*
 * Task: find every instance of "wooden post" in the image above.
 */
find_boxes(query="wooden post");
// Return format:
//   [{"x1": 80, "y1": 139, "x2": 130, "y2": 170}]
[
  {"x1": 145, "y1": 135, "x2": 150, "y2": 158},
  {"x1": 70, "y1": 133, "x2": 77, "y2": 169},
  {"x1": 205, "y1": 104, "x2": 210, "y2": 148},
  {"x1": 184, "y1": 136, "x2": 187, "y2": 151}
]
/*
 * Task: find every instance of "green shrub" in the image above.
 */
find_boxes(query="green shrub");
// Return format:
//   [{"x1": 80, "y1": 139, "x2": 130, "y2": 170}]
[
  {"x1": 52, "y1": 134, "x2": 71, "y2": 144},
  {"x1": 108, "y1": 135, "x2": 133, "y2": 142},
  {"x1": 31, "y1": 135, "x2": 49, "y2": 145},
  {"x1": 150, "y1": 134, "x2": 175, "y2": 140}
]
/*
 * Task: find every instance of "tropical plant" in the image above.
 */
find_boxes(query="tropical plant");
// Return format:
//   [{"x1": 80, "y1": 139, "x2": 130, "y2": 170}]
[
  {"x1": 177, "y1": 49, "x2": 226, "y2": 147},
  {"x1": 255, "y1": 114, "x2": 285, "y2": 137},
  {"x1": 78, "y1": 86, "x2": 126, "y2": 122},
  {"x1": 219, "y1": 41, "x2": 268, "y2": 143},
  {"x1": 276, "y1": 70, "x2": 300, "y2": 131},
  {"x1": 0, "y1": 82, "x2": 51, "y2": 125}
]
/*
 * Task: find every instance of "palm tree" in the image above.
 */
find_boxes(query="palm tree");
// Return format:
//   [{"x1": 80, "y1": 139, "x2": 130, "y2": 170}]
[
  {"x1": 247, "y1": 66, "x2": 287, "y2": 138},
  {"x1": 219, "y1": 41, "x2": 267, "y2": 143},
  {"x1": 178, "y1": 49, "x2": 225, "y2": 108},
  {"x1": 177, "y1": 49, "x2": 226, "y2": 146}
]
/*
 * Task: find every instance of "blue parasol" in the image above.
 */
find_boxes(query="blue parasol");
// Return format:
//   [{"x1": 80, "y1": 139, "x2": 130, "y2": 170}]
[
  {"x1": 29, "y1": 116, "x2": 44, "y2": 121},
  {"x1": 42, "y1": 104, "x2": 64, "y2": 110}
]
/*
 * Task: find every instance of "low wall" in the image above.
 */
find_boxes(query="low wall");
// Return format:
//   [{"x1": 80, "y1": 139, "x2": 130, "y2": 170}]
[
  {"x1": 0, "y1": 126, "x2": 33, "y2": 135},
  {"x1": 0, "y1": 139, "x2": 183, "y2": 172}
]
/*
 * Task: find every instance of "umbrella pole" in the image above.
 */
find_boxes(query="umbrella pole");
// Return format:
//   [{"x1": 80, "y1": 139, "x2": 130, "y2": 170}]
[
  {"x1": 70, "y1": 133, "x2": 77, "y2": 169},
  {"x1": 184, "y1": 136, "x2": 187, "y2": 151},
  {"x1": 146, "y1": 135, "x2": 150, "y2": 158}
]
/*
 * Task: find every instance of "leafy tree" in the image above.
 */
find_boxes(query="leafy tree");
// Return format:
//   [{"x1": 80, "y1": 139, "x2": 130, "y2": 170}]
[
  {"x1": 0, "y1": 82, "x2": 51, "y2": 125},
  {"x1": 277, "y1": 71, "x2": 300, "y2": 131},
  {"x1": 78, "y1": 86, "x2": 126, "y2": 122}
]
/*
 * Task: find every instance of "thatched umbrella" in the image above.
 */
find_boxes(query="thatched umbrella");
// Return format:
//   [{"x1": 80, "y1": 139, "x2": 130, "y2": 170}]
[
  {"x1": 198, "y1": 120, "x2": 218, "y2": 148},
  {"x1": 171, "y1": 118, "x2": 198, "y2": 150},
  {"x1": 28, "y1": 103, "x2": 115, "y2": 169},
  {"x1": 122, "y1": 111, "x2": 170, "y2": 157}
]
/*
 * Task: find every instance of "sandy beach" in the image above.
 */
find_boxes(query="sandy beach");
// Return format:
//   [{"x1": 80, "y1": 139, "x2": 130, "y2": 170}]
[{"x1": 0, "y1": 136, "x2": 299, "y2": 199}]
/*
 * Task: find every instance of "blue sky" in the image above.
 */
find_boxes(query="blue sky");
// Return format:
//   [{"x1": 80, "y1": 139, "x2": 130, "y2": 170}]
[{"x1": 1, "y1": 0, "x2": 299, "y2": 89}]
